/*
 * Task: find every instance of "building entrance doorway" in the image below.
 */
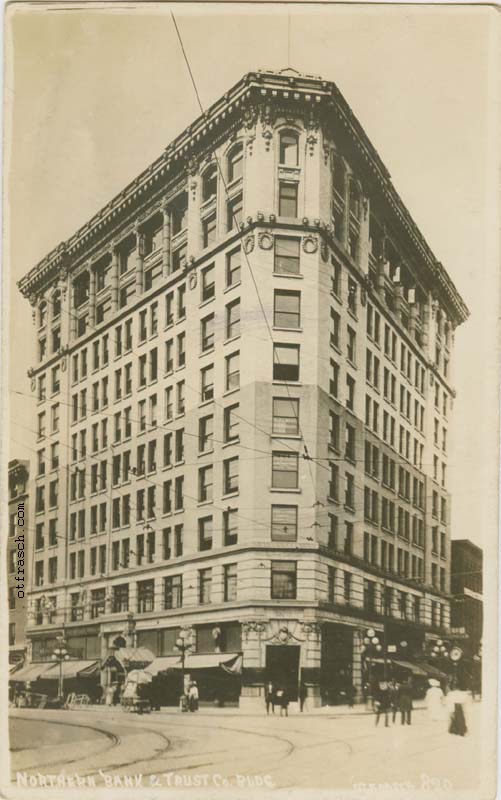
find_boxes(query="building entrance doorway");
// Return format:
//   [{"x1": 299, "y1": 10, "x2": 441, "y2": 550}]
[{"x1": 266, "y1": 645, "x2": 300, "y2": 702}]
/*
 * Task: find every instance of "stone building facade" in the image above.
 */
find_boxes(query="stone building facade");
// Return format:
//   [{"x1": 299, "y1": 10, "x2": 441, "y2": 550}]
[{"x1": 18, "y1": 68, "x2": 468, "y2": 707}]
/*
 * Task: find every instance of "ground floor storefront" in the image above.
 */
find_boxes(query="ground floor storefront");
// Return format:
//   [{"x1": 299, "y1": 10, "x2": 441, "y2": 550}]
[{"x1": 18, "y1": 611, "x2": 451, "y2": 710}]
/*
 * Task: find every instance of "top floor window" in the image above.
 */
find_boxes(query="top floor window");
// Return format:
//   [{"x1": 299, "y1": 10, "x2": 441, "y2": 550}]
[
  {"x1": 73, "y1": 271, "x2": 89, "y2": 309},
  {"x1": 52, "y1": 291, "x2": 61, "y2": 319},
  {"x1": 171, "y1": 192, "x2": 188, "y2": 235},
  {"x1": 332, "y1": 154, "x2": 346, "y2": 196},
  {"x1": 279, "y1": 131, "x2": 299, "y2": 166},
  {"x1": 38, "y1": 301, "x2": 47, "y2": 328},
  {"x1": 202, "y1": 165, "x2": 218, "y2": 202},
  {"x1": 228, "y1": 143, "x2": 243, "y2": 183}
]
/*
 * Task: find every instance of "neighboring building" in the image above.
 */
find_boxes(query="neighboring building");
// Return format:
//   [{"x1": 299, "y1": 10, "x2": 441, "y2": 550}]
[
  {"x1": 450, "y1": 539, "x2": 483, "y2": 656},
  {"x1": 8, "y1": 459, "x2": 30, "y2": 665},
  {"x1": 18, "y1": 68, "x2": 468, "y2": 708}
]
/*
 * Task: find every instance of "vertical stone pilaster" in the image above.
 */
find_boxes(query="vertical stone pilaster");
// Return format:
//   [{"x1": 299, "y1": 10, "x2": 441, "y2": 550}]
[
  {"x1": 135, "y1": 229, "x2": 144, "y2": 295},
  {"x1": 69, "y1": 279, "x2": 77, "y2": 339},
  {"x1": 358, "y1": 195, "x2": 370, "y2": 274},
  {"x1": 110, "y1": 245, "x2": 119, "y2": 312},
  {"x1": 88, "y1": 263, "x2": 96, "y2": 328},
  {"x1": 342, "y1": 163, "x2": 351, "y2": 250},
  {"x1": 162, "y1": 206, "x2": 171, "y2": 278}
]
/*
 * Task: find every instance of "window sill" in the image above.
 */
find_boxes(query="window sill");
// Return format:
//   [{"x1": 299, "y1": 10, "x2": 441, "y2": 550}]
[
  {"x1": 273, "y1": 272, "x2": 303, "y2": 280},
  {"x1": 272, "y1": 326, "x2": 302, "y2": 334},
  {"x1": 270, "y1": 487, "x2": 301, "y2": 494},
  {"x1": 224, "y1": 281, "x2": 241, "y2": 295},
  {"x1": 222, "y1": 387, "x2": 240, "y2": 399},
  {"x1": 199, "y1": 296, "x2": 215, "y2": 310},
  {"x1": 224, "y1": 334, "x2": 241, "y2": 347},
  {"x1": 200, "y1": 346, "x2": 215, "y2": 358},
  {"x1": 222, "y1": 438, "x2": 239, "y2": 449},
  {"x1": 221, "y1": 491, "x2": 239, "y2": 501}
]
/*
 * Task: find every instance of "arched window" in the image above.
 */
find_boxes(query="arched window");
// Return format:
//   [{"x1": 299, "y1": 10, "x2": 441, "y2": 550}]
[
  {"x1": 52, "y1": 290, "x2": 61, "y2": 319},
  {"x1": 38, "y1": 301, "x2": 47, "y2": 328},
  {"x1": 228, "y1": 143, "x2": 243, "y2": 183},
  {"x1": 202, "y1": 165, "x2": 217, "y2": 202},
  {"x1": 279, "y1": 131, "x2": 299, "y2": 166}
]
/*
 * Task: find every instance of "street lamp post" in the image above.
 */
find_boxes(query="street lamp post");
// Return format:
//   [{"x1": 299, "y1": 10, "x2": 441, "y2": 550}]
[
  {"x1": 51, "y1": 638, "x2": 70, "y2": 704},
  {"x1": 175, "y1": 628, "x2": 192, "y2": 707},
  {"x1": 362, "y1": 628, "x2": 382, "y2": 699}
]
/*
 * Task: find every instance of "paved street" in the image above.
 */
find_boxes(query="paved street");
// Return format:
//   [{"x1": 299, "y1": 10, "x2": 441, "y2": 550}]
[{"x1": 10, "y1": 703, "x2": 481, "y2": 792}]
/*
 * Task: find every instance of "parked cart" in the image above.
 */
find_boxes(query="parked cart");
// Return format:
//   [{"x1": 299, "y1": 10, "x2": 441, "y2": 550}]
[{"x1": 121, "y1": 669, "x2": 152, "y2": 714}]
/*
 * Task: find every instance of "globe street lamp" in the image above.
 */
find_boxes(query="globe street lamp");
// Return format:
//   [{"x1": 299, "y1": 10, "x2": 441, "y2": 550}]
[
  {"x1": 175, "y1": 628, "x2": 193, "y2": 705},
  {"x1": 51, "y1": 639, "x2": 70, "y2": 704},
  {"x1": 361, "y1": 629, "x2": 383, "y2": 695}
]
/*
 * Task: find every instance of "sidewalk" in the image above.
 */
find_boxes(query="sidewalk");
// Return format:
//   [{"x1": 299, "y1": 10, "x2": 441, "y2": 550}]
[{"x1": 46, "y1": 700, "x2": 429, "y2": 717}]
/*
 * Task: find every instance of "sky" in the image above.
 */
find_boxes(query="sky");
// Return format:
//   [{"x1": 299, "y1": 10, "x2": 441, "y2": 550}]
[{"x1": 5, "y1": 2, "x2": 499, "y2": 549}]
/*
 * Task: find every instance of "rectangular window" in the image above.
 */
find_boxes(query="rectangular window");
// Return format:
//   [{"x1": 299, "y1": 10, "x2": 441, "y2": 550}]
[
  {"x1": 164, "y1": 575, "x2": 183, "y2": 609},
  {"x1": 199, "y1": 414, "x2": 213, "y2": 453},
  {"x1": 201, "y1": 264, "x2": 215, "y2": 302},
  {"x1": 226, "y1": 248, "x2": 241, "y2": 287},
  {"x1": 329, "y1": 360, "x2": 339, "y2": 397},
  {"x1": 198, "y1": 516, "x2": 213, "y2": 551},
  {"x1": 227, "y1": 193, "x2": 243, "y2": 231},
  {"x1": 199, "y1": 568, "x2": 212, "y2": 605},
  {"x1": 201, "y1": 314, "x2": 215, "y2": 352},
  {"x1": 226, "y1": 299, "x2": 240, "y2": 339},
  {"x1": 271, "y1": 560, "x2": 297, "y2": 599},
  {"x1": 223, "y1": 508, "x2": 238, "y2": 545},
  {"x1": 273, "y1": 343, "x2": 299, "y2": 381},
  {"x1": 271, "y1": 505, "x2": 298, "y2": 541},
  {"x1": 225, "y1": 351, "x2": 240, "y2": 391},
  {"x1": 272, "y1": 452, "x2": 298, "y2": 489},
  {"x1": 274, "y1": 237, "x2": 300, "y2": 275},
  {"x1": 224, "y1": 404, "x2": 239, "y2": 442},
  {"x1": 201, "y1": 364, "x2": 214, "y2": 402},
  {"x1": 278, "y1": 182, "x2": 298, "y2": 217},
  {"x1": 202, "y1": 213, "x2": 217, "y2": 248},
  {"x1": 274, "y1": 290, "x2": 300, "y2": 329},
  {"x1": 272, "y1": 397, "x2": 299, "y2": 435},
  {"x1": 223, "y1": 457, "x2": 239, "y2": 494},
  {"x1": 224, "y1": 563, "x2": 238, "y2": 601},
  {"x1": 198, "y1": 465, "x2": 213, "y2": 503}
]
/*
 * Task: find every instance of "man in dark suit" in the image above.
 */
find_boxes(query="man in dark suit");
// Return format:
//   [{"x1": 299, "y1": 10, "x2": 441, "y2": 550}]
[{"x1": 398, "y1": 678, "x2": 413, "y2": 725}]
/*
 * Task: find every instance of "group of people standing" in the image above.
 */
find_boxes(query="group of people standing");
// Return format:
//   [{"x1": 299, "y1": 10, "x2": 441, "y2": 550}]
[
  {"x1": 373, "y1": 678, "x2": 413, "y2": 727},
  {"x1": 373, "y1": 676, "x2": 468, "y2": 736},
  {"x1": 265, "y1": 681, "x2": 291, "y2": 716}
]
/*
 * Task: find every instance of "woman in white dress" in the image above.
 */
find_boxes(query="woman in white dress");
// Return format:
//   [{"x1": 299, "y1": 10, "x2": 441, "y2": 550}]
[{"x1": 425, "y1": 678, "x2": 444, "y2": 721}]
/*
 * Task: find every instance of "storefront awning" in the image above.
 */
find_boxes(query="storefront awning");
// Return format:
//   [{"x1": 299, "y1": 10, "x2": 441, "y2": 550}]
[
  {"x1": 145, "y1": 656, "x2": 181, "y2": 676},
  {"x1": 9, "y1": 662, "x2": 55, "y2": 682},
  {"x1": 103, "y1": 647, "x2": 155, "y2": 669},
  {"x1": 43, "y1": 660, "x2": 100, "y2": 680},
  {"x1": 146, "y1": 653, "x2": 241, "y2": 676}
]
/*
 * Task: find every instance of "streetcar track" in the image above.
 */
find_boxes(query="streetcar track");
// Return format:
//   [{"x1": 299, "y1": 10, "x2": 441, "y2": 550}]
[{"x1": 10, "y1": 715, "x2": 120, "y2": 773}]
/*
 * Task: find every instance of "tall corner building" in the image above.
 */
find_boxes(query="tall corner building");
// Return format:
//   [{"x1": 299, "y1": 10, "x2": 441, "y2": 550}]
[{"x1": 18, "y1": 68, "x2": 469, "y2": 708}]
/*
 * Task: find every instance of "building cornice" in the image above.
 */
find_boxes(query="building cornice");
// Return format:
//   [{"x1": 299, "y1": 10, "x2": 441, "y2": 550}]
[{"x1": 18, "y1": 68, "x2": 468, "y2": 324}]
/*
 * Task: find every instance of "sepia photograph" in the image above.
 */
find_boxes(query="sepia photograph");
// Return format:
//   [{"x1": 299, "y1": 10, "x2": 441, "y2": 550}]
[{"x1": 2, "y1": 2, "x2": 499, "y2": 798}]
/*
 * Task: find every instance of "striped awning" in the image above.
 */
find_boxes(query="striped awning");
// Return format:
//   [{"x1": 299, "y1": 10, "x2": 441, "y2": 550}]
[
  {"x1": 146, "y1": 653, "x2": 241, "y2": 675},
  {"x1": 43, "y1": 660, "x2": 100, "y2": 680},
  {"x1": 9, "y1": 662, "x2": 55, "y2": 682}
]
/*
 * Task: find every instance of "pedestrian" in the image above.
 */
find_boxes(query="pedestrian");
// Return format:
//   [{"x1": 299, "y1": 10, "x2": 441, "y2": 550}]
[
  {"x1": 425, "y1": 678, "x2": 444, "y2": 722},
  {"x1": 188, "y1": 680, "x2": 199, "y2": 712},
  {"x1": 388, "y1": 679, "x2": 399, "y2": 723},
  {"x1": 275, "y1": 686, "x2": 289, "y2": 717},
  {"x1": 446, "y1": 681, "x2": 468, "y2": 737},
  {"x1": 398, "y1": 678, "x2": 413, "y2": 725},
  {"x1": 265, "y1": 681, "x2": 275, "y2": 715},
  {"x1": 299, "y1": 680, "x2": 307, "y2": 712},
  {"x1": 105, "y1": 683, "x2": 115, "y2": 706},
  {"x1": 374, "y1": 682, "x2": 391, "y2": 727}
]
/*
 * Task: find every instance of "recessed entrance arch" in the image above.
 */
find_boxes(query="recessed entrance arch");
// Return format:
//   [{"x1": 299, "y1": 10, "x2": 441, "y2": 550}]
[{"x1": 265, "y1": 644, "x2": 300, "y2": 701}]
